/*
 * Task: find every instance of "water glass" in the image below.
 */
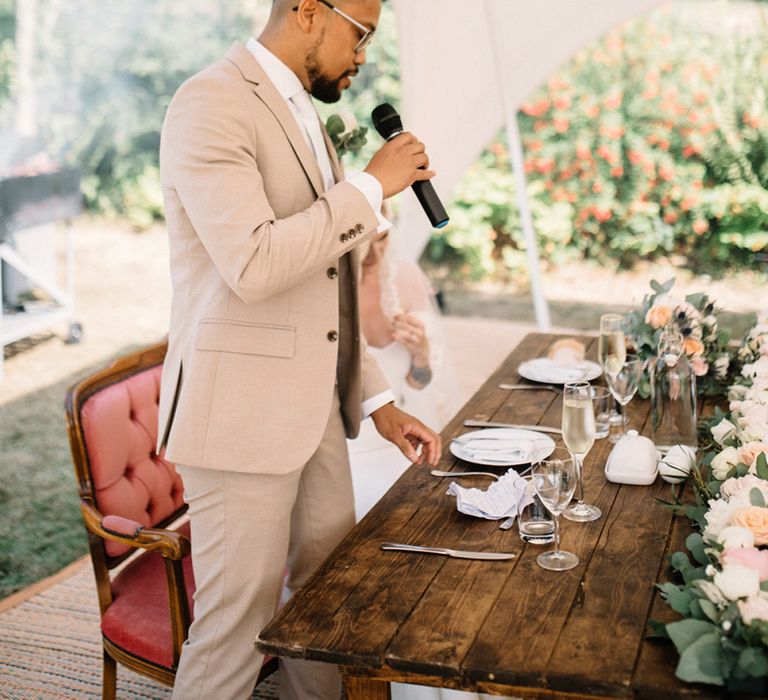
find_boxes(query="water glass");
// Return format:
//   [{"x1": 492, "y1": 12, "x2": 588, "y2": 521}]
[
  {"x1": 518, "y1": 478, "x2": 555, "y2": 545},
  {"x1": 532, "y1": 448, "x2": 579, "y2": 571},
  {"x1": 590, "y1": 386, "x2": 612, "y2": 439}
]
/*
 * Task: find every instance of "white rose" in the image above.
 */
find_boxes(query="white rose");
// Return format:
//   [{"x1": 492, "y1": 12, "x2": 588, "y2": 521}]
[
  {"x1": 717, "y1": 525, "x2": 755, "y2": 550},
  {"x1": 743, "y1": 356, "x2": 768, "y2": 379},
  {"x1": 337, "y1": 111, "x2": 357, "y2": 134},
  {"x1": 711, "y1": 446, "x2": 741, "y2": 480},
  {"x1": 704, "y1": 497, "x2": 739, "y2": 541},
  {"x1": 714, "y1": 563, "x2": 761, "y2": 601},
  {"x1": 711, "y1": 418, "x2": 737, "y2": 446},
  {"x1": 720, "y1": 474, "x2": 768, "y2": 503}
]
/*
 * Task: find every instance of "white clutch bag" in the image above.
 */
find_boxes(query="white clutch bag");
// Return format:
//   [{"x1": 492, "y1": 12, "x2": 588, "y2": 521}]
[{"x1": 604, "y1": 430, "x2": 660, "y2": 486}]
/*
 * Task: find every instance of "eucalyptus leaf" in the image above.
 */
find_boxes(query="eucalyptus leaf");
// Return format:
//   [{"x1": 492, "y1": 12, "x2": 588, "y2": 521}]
[
  {"x1": 686, "y1": 533, "x2": 709, "y2": 566},
  {"x1": 698, "y1": 598, "x2": 719, "y2": 623},
  {"x1": 667, "y1": 618, "x2": 716, "y2": 653},
  {"x1": 738, "y1": 648, "x2": 768, "y2": 678},
  {"x1": 675, "y1": 632, "x2": 725, "y2": 686},
  {"x1": 757, "y1": 453, "x2": 768, "y2": 480},
  {"x1": 750, "y1": 487, "x2": 767, "y2": 508}
]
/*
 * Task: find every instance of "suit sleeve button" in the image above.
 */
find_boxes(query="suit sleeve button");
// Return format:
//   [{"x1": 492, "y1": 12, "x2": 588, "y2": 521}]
[
  {"x1": 339, "y1": 233, "x2": 347, "y2": 242},
  {"x1": 327, "y1": 330, "x2": 339, "y2": 342},
  {"x1": 355, "y1": 223, "x2": 364, "y2": 232},
  {"x1": 327, "y1": 267, "x2": 338, "y2": 279}
]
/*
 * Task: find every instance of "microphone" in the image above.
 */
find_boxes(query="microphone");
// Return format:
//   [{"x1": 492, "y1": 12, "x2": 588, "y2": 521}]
[{"x1": 371, "y1": 103, "x2": 449, "y2": 229}]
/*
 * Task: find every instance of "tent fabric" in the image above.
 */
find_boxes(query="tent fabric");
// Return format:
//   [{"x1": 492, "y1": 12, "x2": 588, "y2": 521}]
[{"x1": 391, "y1": 0, "x2": 667, "y2": 261}]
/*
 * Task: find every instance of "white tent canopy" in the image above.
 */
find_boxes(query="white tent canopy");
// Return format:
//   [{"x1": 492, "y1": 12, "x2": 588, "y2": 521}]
[{"x1": 391, "y1": 0, "x2": 666, "y2": 326}]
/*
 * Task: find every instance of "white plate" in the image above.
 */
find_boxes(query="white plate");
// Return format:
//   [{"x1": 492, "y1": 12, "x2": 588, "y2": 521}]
[
  {"x1": 450, "y1": 428, "x2": 556, "y2": 467},
  {"x1": 517, "y1": 357, "x2": 603, "y2": 385}
]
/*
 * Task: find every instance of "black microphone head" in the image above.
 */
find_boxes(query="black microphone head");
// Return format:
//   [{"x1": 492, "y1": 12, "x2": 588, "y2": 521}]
[{"x1": 372, "y1": 103, "x2": 403, "y2": 140}]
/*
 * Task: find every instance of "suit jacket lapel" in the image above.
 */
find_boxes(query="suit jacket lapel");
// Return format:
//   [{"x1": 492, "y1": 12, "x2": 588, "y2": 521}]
[
  {"x1": 320, "y1": 123, "x2": 344, "y2": 185},
  {"x1": 225, "y1": 43, "x2": 325, "y2": 198}
]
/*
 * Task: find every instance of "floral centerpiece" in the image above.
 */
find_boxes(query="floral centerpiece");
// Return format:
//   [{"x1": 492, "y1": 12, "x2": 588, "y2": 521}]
[
  {"x1": 625, "y1": 277, "x2": 732, "y2": 398},
  {"x1": 655, "y1": 310, "x2": 768, "y2": 693}
]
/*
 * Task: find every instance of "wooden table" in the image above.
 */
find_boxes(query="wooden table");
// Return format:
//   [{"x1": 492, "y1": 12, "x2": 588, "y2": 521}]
[{"x1": 257, "y1": 333, "x2": 727, "y2": 699}]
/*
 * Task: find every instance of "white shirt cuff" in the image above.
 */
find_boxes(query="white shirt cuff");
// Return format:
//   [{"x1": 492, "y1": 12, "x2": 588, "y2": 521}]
[
  {"x1": 346, "y1": 171, "x2": 391, "y2": 233},
  {"x1": 361, "y1": 389, "x2": 396, "y2": 419}
]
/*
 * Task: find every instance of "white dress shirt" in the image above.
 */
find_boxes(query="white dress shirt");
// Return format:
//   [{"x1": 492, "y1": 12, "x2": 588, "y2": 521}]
[{"x1": 246, "y1": 39, "x2": 394, "y2": 418}]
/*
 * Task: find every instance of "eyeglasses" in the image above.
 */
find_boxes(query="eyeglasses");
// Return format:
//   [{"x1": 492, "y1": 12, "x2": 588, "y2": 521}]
[{"x1": 292, "y1": 0, "x2": 375, "y2": 54}]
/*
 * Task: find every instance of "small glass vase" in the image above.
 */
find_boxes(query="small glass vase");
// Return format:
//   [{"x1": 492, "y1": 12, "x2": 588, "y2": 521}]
[{"x1": 649, "y1": 326, "x2": 697, "y2": 453}]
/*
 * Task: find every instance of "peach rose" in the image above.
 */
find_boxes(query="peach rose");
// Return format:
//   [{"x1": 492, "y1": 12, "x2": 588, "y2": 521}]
[
  {"x1": 645, "y1": 305, "x2": 673, "y2": 329},
  {"x1": 733, "y1": 507, "x2": 768, "y2": 546},
  {"x1": 683, "y1": 337, "x2": 705, "y2": 356},
  {"x1": 738, "y1": 442, "x2": 768, "y2": 470}
]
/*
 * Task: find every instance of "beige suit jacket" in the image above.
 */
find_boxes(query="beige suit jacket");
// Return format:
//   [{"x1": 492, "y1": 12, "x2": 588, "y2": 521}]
[{"x1": 157, "y1": 42, "x2": 389, "y2": 474}]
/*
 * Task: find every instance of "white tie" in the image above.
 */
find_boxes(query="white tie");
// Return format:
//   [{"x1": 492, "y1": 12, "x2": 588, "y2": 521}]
[{"x1": 291, "y1": 90, "x2": 335, "y2": 190}]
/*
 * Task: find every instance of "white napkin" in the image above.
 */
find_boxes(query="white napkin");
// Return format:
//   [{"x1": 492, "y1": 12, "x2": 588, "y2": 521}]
[
  {"x1": 462, "y1": 438, "x2": 533, "y2": 462},
  {"x1": 447, "y1": 471, "x2": 534, "y2": 520}
]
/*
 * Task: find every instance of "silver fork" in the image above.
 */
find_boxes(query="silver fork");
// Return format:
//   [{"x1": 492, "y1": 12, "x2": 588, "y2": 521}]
[{"x1": 430, "y1": 469, "x2": 499, "y2": 480}]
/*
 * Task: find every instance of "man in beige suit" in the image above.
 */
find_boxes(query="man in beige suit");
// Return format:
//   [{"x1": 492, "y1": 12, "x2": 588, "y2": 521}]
[{"x1": 158, "y1": 0, "x2": 442, "y2": 698}]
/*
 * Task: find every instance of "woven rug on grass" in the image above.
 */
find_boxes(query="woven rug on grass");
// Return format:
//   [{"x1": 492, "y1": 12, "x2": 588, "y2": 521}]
[{"x1": 0, "y1": 558, "x2": 279, "y2": 699}]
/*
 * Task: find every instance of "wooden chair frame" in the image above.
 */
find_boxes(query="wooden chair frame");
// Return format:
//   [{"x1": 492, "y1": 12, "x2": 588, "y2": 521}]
[{"x1": 65, "y1": 341, "x2": 277, "y2": 697}]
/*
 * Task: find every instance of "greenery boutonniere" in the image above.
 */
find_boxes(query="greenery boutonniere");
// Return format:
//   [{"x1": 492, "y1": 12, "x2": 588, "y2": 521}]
[{"x1": 326, "y1": 111, "x2": 367, "y2": 158}]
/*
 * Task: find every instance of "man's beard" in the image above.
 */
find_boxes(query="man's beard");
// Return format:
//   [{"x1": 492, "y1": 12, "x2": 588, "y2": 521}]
[{"x1": 305, "y1": 40, "x2": 349, "y2": 103}]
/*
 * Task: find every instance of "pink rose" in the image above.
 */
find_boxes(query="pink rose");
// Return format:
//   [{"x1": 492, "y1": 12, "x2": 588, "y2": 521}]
[
  {"x1": 723, "y1": 548, "x2": 768, "y2": 581},
  {"x1": 738, "y1": 596, "x2": 768, "y2": 625},
  {"x1": 691, "y1": 355, "x2": 709, "y2": 377},
  {"x1": 721, "y1": 474, "x2": 768, "y2": 502}
]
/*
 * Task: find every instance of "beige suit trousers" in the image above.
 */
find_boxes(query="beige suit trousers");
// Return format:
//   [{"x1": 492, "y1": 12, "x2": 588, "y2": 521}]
[{"x1": 172, "y1": 388, "x2": 354, "y2": 700}]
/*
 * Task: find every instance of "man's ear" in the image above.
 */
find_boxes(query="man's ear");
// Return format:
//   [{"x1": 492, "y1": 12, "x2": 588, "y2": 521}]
[{"x1": 294, "y1": 0, "x2": 321, "y2": 34}]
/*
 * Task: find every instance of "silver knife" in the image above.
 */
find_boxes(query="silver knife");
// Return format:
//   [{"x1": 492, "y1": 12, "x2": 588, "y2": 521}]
[
  {"x1": 464, "y1": 419, "x2": 562, "y2": 434},
  {"x1": 499, "y1": 383, "x2": 561, "y2": 393},
  {"x1": 381, "y1": 542, "x2": 515, "y2": 560}
]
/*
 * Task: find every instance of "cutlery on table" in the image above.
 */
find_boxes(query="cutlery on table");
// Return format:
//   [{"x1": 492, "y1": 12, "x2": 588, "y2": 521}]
[
  {"x1": 499, "y1": 383, "x2": 561, "y2": 393},
  {"x1": 381, "y1": 542, "x2": 515, "y2": 560},
  {"x1": 463, "y1": 419, "x2": 562, "y2": 434},
  {"x1": 430, "y1": 469, "x2": 499, "y2": 480}
]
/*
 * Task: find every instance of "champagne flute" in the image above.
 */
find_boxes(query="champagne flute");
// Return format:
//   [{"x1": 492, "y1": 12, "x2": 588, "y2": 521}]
[
  {"x1": 532, "y1": 448, "x2": 579, "y2": 571},
  {"x1": 604, "y1": 353, "x2": 644, "y2": 440},
  {"x1": 598, "y1": 313, "x2": 627, "y2": 441},
  {"x1": 562, "y1": 381, "x2": 601, "y2": 522}
]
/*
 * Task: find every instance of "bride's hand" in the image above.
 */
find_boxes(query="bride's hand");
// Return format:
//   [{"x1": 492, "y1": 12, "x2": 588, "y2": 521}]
[{"x1": 392, "y1": 313, "x2": 429, "y2": 365}]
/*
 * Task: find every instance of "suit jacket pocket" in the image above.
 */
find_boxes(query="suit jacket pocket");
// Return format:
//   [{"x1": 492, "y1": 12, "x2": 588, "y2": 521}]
[{"x1": 195, "y1": 319, "x2": 296, "y2": 358}]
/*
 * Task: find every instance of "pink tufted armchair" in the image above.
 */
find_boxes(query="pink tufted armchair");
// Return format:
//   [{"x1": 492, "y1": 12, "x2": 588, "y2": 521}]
[{"x1": 65, "y1": 341, "x2": 276, "y2": 699}]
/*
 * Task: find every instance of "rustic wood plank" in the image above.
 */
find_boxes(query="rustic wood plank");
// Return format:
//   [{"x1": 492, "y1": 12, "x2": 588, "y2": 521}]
[{"x1": 544, "y1": 476, "x2": 673, "y2": 696}]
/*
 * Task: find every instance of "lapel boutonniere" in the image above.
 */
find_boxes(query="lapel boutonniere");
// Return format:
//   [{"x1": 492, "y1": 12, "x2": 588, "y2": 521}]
[{"x1": 325, "y1": 111, "x2": 367, "y2": 158}]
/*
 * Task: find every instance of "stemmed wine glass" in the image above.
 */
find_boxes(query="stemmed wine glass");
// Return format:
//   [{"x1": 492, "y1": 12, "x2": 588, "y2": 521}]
[
  {"x1": 562, "y1": 381, "x2": 601, "y2": 522},
  {"x1": 604, "y1": 353, "x2": 644, "y2": 440},
  {"x1": 598, "y1": 313, "x2": 627, "y2": 441},
  {"x1": 532, "y1": 448, "x2": 579, "y2": 571}
]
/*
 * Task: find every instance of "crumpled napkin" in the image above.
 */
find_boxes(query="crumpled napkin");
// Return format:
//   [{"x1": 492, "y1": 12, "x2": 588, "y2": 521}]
[{"x1": 446, "y1": 471, "x2": 534, "y2": 520}]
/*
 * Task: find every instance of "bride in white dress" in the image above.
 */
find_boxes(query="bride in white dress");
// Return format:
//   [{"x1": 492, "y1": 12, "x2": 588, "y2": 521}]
[{"x1": 348, "y1": 228, "x2": 505, "y2": 700}]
